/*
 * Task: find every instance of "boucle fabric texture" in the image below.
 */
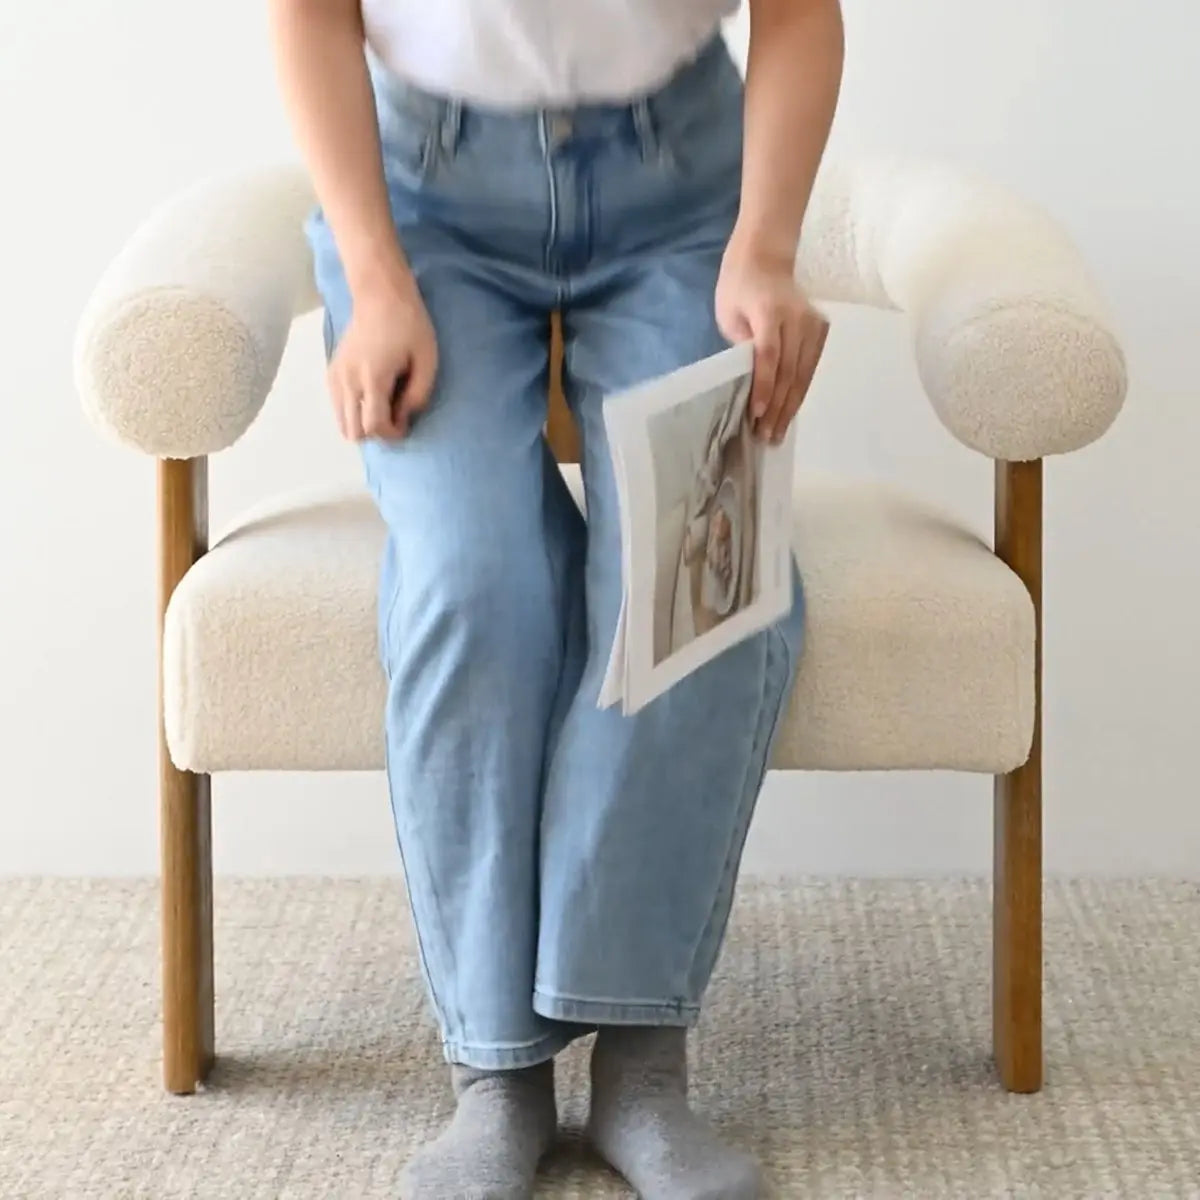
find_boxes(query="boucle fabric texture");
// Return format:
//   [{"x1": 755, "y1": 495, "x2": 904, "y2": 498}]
[
  {"x1": 74, "y1": 157, "x2": 1126, "y2": 462},
  {"x1": 163, "y1": 469, "x2": 1034, "y2": 774},
  {"x1": 75, "y1": 170, "x2": 317, "y2": 458},
  {"x1": 3, "y1": 877, "x2": 1198, "y2": 1198}
]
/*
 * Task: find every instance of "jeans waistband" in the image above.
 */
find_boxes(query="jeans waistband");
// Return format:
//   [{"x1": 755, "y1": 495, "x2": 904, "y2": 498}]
[{"x1": 367, "y1": 33, "x2": 736, "y2": 161}]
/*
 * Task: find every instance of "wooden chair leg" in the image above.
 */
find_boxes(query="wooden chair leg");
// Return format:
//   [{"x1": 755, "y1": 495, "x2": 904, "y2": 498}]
[
  {"x1": 158, "y1": 458, "x2": 214, "y2": 1094},
  {"x1": 993, "y1": 460, "x2": 1043, "y2": 1093},
  {"x1": 161, "y1": 768, "x2": 214, "y2": 1093}
]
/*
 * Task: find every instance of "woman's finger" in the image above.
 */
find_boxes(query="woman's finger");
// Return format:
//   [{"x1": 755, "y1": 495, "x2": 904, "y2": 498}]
[
  {"x1": 760, "y1": 315, "x2": 802, "y2": 441},
  {"x1": 749, "y1": 317, "x2": 780, "y2": 422},
  {"x1": 343, "y1": 390, "x2": 366, "y2": 442},
  {"x1": 775, "y1": 317, "x2": 829, "y2": 440},
  {"x1": 398, "y1": 338, "x2": 438, "y2": 422},
  {"x1": 360, "y1": 370, "x2": 400, "y2": 440}
]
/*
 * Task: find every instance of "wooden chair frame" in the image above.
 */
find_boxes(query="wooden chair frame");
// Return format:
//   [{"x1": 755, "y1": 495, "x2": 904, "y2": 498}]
[{"x1": 155, "y1": 327, "x2": 1042, "y2": 1096}]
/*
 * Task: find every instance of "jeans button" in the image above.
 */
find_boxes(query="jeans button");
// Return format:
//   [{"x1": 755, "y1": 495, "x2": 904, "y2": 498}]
[{"x1": 550, "y1": 114, "x2": 573, "y2": 144}]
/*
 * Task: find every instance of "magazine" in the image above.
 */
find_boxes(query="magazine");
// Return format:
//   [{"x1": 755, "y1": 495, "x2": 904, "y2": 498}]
[{"x1": 598, "y1": 341, "x2": 797, "y2": 715}]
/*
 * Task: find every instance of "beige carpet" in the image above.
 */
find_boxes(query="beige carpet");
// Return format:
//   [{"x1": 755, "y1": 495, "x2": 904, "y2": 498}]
[{"x1": 2, "y1": 878, "x2": 1198, "y2": 1199}]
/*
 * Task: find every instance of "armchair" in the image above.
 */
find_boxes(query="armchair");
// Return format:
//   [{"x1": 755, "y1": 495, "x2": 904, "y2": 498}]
[{"x1": 74, "y1": 156, "x2": 1126, "y2": 1096}]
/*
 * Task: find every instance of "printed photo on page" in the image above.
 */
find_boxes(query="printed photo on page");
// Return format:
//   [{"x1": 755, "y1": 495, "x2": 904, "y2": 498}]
[{"x1": 600, "y1": 341, "x2": 796, "y2": 715}]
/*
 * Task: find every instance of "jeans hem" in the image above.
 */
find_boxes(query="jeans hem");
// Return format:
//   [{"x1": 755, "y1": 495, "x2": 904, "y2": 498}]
[
  {"x1": 533, "y1": 990, "x2": 700, "y2": 1026},
  {"x1": 442, "y1": 1026, "x2": 580, "y2": 1070}
]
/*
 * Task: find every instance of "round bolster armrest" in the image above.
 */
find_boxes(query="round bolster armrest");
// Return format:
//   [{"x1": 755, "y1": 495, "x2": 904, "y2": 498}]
[
  {"x1": 798, "y1": 158, "x2": 1128, "y2": 460},
  {"x1": 75, "y1": 166, "x2": 319, "y2": 458}
]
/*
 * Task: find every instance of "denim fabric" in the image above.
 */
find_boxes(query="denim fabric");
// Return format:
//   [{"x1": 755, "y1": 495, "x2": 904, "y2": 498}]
[{"x1": 306, "y1": 36, "x2": 806, "y2": 1070}]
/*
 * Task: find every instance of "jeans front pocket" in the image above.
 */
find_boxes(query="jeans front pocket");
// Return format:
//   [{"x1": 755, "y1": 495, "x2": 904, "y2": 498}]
[
  {"x1": 377, "y1": 104, "x2": 437, "y2": 183},
  {"x1": 370, "y1": 67, "x2": 451, "y2": 188},
  {"x1": 649, "y1": 38, "x2": 744, "y2": 187}
]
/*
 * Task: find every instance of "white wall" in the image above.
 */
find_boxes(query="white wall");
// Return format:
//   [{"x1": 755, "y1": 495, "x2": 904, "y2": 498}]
[{"x1": 1, "y1": 0, "x2": 1196, "y2": 876}]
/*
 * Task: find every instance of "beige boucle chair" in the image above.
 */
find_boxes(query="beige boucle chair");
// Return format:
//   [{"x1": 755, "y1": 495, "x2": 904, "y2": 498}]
[{"x1": 74, "y1": 156, "x2": 1126, "y2": 1098}]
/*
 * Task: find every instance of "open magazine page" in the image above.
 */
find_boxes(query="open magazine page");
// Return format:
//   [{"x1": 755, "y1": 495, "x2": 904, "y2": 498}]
[{"x1": 601, "y1": 342, "x2": 796, "y2": 715}]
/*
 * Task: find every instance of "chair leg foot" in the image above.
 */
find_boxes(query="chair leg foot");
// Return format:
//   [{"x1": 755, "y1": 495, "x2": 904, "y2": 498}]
[
  {"x1": 161, "y1": 767, "x2": 214, "y2": 1095},
  {"x1": 993, "y1": 763, "x2": 1042, "y2": 1093}
]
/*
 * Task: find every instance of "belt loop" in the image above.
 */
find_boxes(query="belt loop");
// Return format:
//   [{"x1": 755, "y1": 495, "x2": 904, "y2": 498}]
[
  {"x1": 633, "y1": 97, "x2": 672, "y2": 167},
  {"x1": 631, "y1": 99, "x2": 655, "y2": 162},
  {"x1": 439, "y1": 99, "x2": 462, "y2": 154}
]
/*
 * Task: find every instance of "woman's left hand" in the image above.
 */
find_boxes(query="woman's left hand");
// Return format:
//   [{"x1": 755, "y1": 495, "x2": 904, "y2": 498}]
[{"x1": 715, "y1": 244, "x2": 829, "y2": 444}]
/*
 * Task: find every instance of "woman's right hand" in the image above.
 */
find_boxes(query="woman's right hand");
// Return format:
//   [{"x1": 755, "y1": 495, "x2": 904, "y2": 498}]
[{"x1": 327, "y1": 273, "x2": 439, "y2": 442}]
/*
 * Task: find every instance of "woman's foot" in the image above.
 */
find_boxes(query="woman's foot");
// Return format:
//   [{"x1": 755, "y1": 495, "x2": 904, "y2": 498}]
[
  {"x1": 587, "y1": 1027, "x2": 762, "y2": 1200},
  {"x1": 401, "y1": 1060, "x2": 557, "y2": 1200}
]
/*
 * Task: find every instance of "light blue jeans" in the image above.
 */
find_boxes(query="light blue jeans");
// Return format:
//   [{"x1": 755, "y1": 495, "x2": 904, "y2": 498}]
[{"x1": 307, "y1": 36, "x2": 806, "y2": 1070}]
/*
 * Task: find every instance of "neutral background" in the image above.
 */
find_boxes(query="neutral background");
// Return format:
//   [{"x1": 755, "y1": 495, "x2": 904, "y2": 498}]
[{"x1": 1, "y1": 0, "x2": 1195, "y2": 876}]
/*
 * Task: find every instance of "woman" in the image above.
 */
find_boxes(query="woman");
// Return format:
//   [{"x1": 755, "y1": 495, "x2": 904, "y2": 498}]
[{"x1": 269, "y1": 0, "x2": 840, "y2": 1195}]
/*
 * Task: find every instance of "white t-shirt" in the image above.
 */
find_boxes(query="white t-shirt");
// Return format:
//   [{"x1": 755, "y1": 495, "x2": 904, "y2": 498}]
[{"x1": 361, "y1": 0, "x2": 738, "y2": 107}]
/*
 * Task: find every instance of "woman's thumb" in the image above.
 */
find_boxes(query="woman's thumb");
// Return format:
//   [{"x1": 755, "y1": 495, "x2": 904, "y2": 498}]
[
  {"x1": 717, "y1": 305, "x2": 753, "y2": 345},
  {"x1": 399, "y1": 343, "x2": 438, "y2": 415}
]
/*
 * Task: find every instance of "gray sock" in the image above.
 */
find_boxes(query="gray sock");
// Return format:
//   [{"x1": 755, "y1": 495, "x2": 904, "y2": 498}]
[
  {"x1": 401, "y1": 1060, "x2": 557, "y2": 1200},
  {"x1": 587, "y1": 1027, "x2": 761, "y2": 1200}
]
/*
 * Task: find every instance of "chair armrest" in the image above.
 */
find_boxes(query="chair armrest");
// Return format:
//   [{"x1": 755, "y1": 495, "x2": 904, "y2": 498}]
[
  {"x1": 74, "y1": 166, "x2": 319, "y2": 458},
  {"x1": 799, "y1": 157, "x2": 1128, "y2": 460}
]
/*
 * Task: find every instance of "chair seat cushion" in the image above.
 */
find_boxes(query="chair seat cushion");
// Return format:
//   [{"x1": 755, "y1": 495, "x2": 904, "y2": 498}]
[{"x1": 163, "y1": 471, "x2": 1035, "y2": 774}]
